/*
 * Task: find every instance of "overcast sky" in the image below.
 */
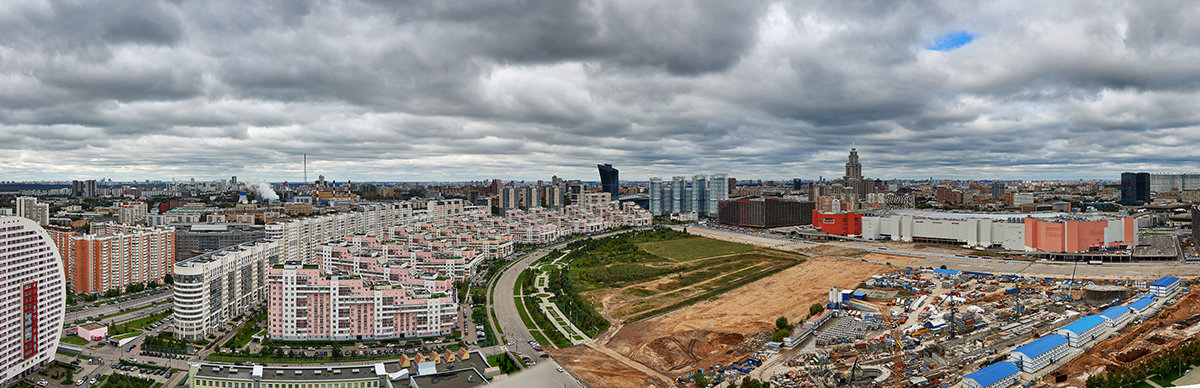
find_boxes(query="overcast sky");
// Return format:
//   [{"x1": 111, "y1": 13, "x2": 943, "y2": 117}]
[{"x1": 3, "y1": 1, "x2": 1200, "y2": 183}]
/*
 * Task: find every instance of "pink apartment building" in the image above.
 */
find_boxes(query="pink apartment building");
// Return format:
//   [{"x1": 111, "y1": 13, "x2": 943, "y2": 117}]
[{"x1": 267, "y1": 265, "x2": 458, "y2": 341}]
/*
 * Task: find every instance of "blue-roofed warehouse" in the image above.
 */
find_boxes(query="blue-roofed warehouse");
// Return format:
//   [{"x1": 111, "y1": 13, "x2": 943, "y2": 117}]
[
  {"x1": 1127, "y1": 295, "x2": 1156, "y2": 315},
  {"x1": 1149, "y1": 276, "x2": 1182, "y2": 297},
  {"x1": 1098, "y1": 305, "x2": 1132, "y2": 327},
  {"x1": 962, "y1": 361, "x2": 1020, "y2": 388},
  {"x1": 1057, "y1": 315, "x2": 1107, "y2": 347},
  {"x1": 1009, "y1": 334, "x2": 1069, "y2": 373}
]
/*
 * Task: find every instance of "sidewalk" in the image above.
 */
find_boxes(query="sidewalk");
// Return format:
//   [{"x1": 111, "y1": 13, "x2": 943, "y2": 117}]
[{"x1": 531, "y1": 255, "x2": 591, "y2": 344}]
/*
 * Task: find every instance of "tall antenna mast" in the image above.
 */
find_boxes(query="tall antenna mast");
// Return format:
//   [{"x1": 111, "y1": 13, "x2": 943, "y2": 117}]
[{"x1": 304, "y1": 154, "x2": 307, "y2": 184}]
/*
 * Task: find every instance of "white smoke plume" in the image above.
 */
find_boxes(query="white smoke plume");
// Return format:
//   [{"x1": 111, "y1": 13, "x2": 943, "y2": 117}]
[{"x1": 251, "y1": 182, "x2": 279, "y2": 203}]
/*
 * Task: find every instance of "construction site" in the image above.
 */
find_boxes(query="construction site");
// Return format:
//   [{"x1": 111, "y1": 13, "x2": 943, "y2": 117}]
[
  {"x1": 728, "y1": 270, "x2": 1192, "y2": 388},
  {"x1": 546, "y1": 226, "x2": 1198, "y2": 388}
]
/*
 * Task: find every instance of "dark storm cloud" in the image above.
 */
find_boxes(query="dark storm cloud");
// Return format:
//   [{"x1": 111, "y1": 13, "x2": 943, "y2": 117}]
[{"x1": 3, "y1": 0, "x2": 1200, "y2": 182}]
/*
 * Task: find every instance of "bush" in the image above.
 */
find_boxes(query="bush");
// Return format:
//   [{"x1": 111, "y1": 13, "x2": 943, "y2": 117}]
[{"x1": 771, "y1": 328, "x2": 789, "y2": 342}]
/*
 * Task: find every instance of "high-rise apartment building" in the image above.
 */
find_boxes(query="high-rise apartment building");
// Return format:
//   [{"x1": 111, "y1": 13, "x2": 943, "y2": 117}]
[
  {"x1": 0, "y1": 216, "x2": 66, "y2": 386},
  {"x1": 71, "y1": 180, "x2": 98, "y2": 198},
  {"x1": 519, "y1": 186, "x2": 541, "y2": 209},
  {"x1": 118, "y1": 200, "x2": 148, "y2": 225},
  {"x1": 649, "y1": 178, "x2": 665, "y2": 215},
  {"x1": 991, "y1": 182, "x2": 1006, "y2": 198},
  {"x1": 173, "y1": 240, "x2": 281, "y2": 340},
  {"x1": 598, "y1": 164, "x2": 619, "y2": 200},
  {"x1": 16, "y1": 196, "x2": 50, "y2": 225},
  {"x1": 498, "y1": 185, "x2": 518, "y2": 214},
  {"x1": 1121, "y1": 172, "x2": 1151, "y2": 205},
  {"x1": 544, "y1": 185, "x2": 564, "y2": 208},
  {"x1": 647, "y1": 174, "x2": 728, "y2": 217},
  {"x1": 47, "y1": 224, "x2": 176, "y2": 293}
]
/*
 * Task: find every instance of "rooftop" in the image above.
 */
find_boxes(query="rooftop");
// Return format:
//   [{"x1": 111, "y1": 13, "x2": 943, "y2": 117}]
[
  {"x1": 1128, "y1": 295, "x2": 1156, "y2": 311},
  {"x1": 1150, "y1": 276, "x2": 1181, "y2": 287},
  {"x1": 1059, "y1": 315, "x2": 1107, "y2": 335},
  {"x1": 1099, "y1": 305, "x2": 1132, "y2": 320},
  {"x1": 963, "y1": 361, "x2": 1020, "y2": 387},
  {"x1": 1011, "y1": 334, "x2": 1068, "y2": 358}
]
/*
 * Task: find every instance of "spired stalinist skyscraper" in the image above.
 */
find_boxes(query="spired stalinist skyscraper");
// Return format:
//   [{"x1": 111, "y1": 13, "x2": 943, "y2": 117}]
[{"x1": 842, "y1": 145, "x2": 875, "y2": 196}]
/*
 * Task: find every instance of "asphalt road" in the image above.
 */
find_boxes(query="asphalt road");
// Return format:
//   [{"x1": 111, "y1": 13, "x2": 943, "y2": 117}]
[
  {"x1": 491, "y1": 247, "x2": 556, "y2": 361},
  {"x1": 65, "y1": 289, "x2": 175, "y2": 323},
  {"x1": 488, "y1": 229, "x2": 648, "y2": 388}
]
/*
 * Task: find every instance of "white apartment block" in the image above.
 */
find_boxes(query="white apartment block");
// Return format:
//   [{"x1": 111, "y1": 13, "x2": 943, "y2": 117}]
[
  {"x1": 172, "y1": 240, "x2": 281, "y2": 340},
  {"x1": 0, "y1": 216, "x2": 66, "y2": 386}
]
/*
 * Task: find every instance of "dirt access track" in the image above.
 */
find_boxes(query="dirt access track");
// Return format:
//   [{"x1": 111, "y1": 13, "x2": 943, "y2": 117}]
[
  {"x1": 550, "y1": 346, "x2": 671, "y2": 388},
  {"x1": 1054, "y1": 285, "x2": 1200, "y2": 387},
  {"x1": 602, "y1": 257, "x2": 893, "y2": 378}
]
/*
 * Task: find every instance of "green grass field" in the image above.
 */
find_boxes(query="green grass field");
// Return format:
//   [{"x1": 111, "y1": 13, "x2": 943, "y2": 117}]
[
  {"x1": 636, "y1": 237, "x2": 755, "y2": 262},
  {"x1": 61, "y1": 335, "x2": 90, "y2": 345}
]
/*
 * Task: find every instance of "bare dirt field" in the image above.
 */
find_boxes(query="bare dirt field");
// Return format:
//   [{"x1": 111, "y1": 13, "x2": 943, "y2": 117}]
[
  {"x1": 602, "y1": 257, "x2": 893, "y2": 378},
  {"x1": 1055, "y1": 286, "x2": 1200, "y2": 386},
  {"x1": 550, "y1": 346, "x2": 670, "y2": 388}
]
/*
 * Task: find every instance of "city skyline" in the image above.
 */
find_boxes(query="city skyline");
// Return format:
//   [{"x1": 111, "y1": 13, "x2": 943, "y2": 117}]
[{"x1": 4, "y1": 1, "x2": 1200, "y2": 181}]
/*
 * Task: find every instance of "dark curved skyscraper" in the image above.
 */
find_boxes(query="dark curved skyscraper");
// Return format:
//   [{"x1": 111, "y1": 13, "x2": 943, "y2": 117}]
[{"x1": 598, "y1": 163, "x2": 619, "y2": 199}]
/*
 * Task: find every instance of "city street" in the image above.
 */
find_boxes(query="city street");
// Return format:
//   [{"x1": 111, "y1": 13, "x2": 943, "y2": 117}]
[{"x1": 66, "y1": 289, "x2": 174, "y2": 323}]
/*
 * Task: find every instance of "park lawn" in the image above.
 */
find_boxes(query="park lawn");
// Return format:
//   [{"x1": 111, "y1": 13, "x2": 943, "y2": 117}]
[
  {"x1": 636, "y1": 237, "x2": 755, "y2": 262},
  {"x1": 61, "y1": 335, "x2": 90, "y2": 345}
]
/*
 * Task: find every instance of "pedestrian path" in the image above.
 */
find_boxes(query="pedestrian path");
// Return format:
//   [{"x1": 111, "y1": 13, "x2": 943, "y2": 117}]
[{"x1": 533, "y1": 252, "x2": 591, "y2": 345}]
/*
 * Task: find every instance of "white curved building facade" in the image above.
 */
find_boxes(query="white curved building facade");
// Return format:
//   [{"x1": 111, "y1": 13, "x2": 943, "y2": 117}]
[{"x1": 0, "y1": 216, "x2": 66, "y2": 386}]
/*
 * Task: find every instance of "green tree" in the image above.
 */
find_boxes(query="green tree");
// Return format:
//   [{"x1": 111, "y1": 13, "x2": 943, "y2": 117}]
[
  {"x1": 809, "y1": 303, "x2": 824, "y2": 318},
  {"x1": 104, "y1": 289, "x2": 120, "y2": 298},
  {"x1": 775, "y1": 316, "x2": 790, "y2": 331},
  {"x1": 164, "y1": 274, "x2": 174, "y2": 285},
  {"x1": 331, "y1": 345, "x2": 342, "y2": 358}
]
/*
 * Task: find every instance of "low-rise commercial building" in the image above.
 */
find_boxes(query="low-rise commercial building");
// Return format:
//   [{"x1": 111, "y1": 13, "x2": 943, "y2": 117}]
[
  {"x1": 962, "y1": 361, "x2": 1020, "y2": 388},
  {"x1": 811, "y1": 211, "x2": 862, "y2": 235},
  {"x1": 861, "y1": 211, "x2": 1137, "y2": 252},
  {"x1": 1098, "y1": 305, "x2": 1132, "y2": 327},
  {"x1": 1057, "y1": 315, "x2": 1107, "y2": 347},
  {"x1": 186, "y1": 349, "x2": 492, "y2": 388},
  {"x1": 1009, "y1": 334, "x2": 1069, "y2": 373},
  {"x1": 1149, "y1": 276, "x2": 1182, "y2": 297},
  {"x1": 77, "y1": 323, "x2": 108, "y2": 341},
  {"x1": 1127, "y1": 295, "x2": 1157, "y2": 317}
]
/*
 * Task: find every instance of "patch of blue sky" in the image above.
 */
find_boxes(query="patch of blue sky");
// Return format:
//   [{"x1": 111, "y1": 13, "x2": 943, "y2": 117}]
[{"x1": 927, "y1": 30, "x2": 976, "y2": 51}]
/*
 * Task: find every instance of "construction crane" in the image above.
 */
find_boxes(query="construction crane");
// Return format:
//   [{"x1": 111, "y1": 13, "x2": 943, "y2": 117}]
[
  {"x1": 865, "y1": 302, "x2": 905, "y2": 388},
  {"x1": 845, "y1": 355, "x2": 861, "y2": 387}
]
